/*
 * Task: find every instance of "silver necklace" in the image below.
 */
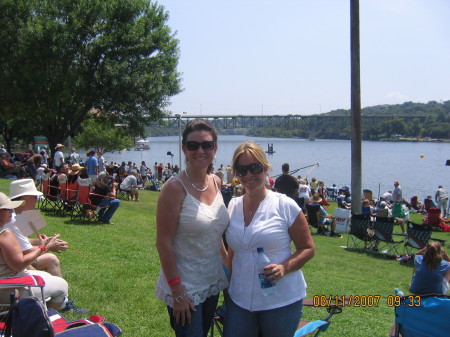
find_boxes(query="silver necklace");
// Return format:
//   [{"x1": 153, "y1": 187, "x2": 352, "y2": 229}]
[{"x1": 184, "y1": 169, "x2": 208, "y2": 192}]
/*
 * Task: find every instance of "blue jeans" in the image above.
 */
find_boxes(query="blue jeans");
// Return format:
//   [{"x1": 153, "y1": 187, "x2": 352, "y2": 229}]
[
  {"x1": 223, "y1": 297, "x2": 303, "y2": 337},
  {"x1": 167, "y1": 294, "x2": 219, "y2": 337},
  {"x1": 97, "y1": 198, "x2": 120, "y2": 222}
]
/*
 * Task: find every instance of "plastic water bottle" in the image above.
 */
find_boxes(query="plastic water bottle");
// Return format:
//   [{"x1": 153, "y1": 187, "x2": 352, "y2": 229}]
[{"x1": 256, "y1": 247, "x2": 275, "y2": 296}]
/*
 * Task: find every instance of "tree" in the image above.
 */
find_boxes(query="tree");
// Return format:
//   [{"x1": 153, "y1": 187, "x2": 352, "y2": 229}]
[
  {"x1": 73, "y1": 118, "x2": 133, "y2": 153},
  {"x1": 0, "y1": 0, "x2": 181, "y2": 151}
]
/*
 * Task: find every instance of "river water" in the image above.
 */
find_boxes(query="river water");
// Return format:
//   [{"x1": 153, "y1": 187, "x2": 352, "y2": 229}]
[{"x1": 104, "y1": 135, "x2": 450, "y2": 201}]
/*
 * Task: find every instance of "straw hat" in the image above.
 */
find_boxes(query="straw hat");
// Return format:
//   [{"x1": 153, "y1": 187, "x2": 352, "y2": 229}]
[
  {"x1": 55, "y1": 144, "x2": 65, "y2": 150},
  {"x1": 0, "y1": 192, "x2": 24, "y2": 210},
  {"x1": 9, "y1": 179, "x2": 43, "y2": 200},
  {"x1": 312, "y1": 194, "x2": 322, "y2": 203},
  {"x1": 68, "y1": 163, "x2": 81, "y2": 175}
]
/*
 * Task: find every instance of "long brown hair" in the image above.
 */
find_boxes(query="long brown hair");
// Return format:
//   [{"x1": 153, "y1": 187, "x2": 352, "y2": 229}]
[
  {"x1": 424, "y1": 241, "x2": 443, "y2": 271},
  {"x1": 182, "y1": 119, "x2": 218, "y2": 174}
]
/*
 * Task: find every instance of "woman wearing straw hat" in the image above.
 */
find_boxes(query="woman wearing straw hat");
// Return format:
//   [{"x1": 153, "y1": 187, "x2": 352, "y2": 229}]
[
  {"x1": 7, "y1": 179, "x2": 69, "y2": 277},
  {"x1": 0, "y1": 192, "x2": 68, "y2": 310}
]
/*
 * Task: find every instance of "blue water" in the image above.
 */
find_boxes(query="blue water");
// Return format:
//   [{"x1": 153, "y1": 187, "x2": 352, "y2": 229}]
[{"x1": 105, "y1": 135, "x2": 450, "y2": 201}]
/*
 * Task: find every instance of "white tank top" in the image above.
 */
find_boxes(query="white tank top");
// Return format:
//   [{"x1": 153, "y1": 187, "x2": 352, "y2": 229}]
[{"x1": 155, "y1": 176, "x2": 229, "y2": 306}]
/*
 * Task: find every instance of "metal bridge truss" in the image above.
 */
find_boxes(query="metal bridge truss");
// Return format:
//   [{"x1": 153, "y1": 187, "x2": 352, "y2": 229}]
[{"x1": 158, "y1": 114, "x2": 427, "y2": 131}]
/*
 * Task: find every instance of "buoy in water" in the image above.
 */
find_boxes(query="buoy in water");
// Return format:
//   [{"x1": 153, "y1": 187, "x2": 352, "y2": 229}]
[{"x1": 420, "y1": 154, "x2": 425, "y2": 158}]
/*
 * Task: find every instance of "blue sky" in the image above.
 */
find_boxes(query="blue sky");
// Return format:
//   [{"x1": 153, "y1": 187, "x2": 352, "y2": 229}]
[{"x1": 156, "y1": 0, "x2": 450, "y2": 116}]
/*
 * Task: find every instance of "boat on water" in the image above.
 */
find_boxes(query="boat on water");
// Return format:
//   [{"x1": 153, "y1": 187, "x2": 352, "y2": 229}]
[
  {"x1": 135, "y1": 139, "x2": 150, "y2": 151},
  {"x1": 266, "y1": 143, "x2": 275, "y2": 154}
]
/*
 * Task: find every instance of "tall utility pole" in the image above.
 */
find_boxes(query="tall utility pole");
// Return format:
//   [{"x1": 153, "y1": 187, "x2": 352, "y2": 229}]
[
  {"x1": 350, "y1": 0, "x2": 362, "y2": 213},
  {"x1": 175, "y1": 114, "x2": 182, "y2": 171}
]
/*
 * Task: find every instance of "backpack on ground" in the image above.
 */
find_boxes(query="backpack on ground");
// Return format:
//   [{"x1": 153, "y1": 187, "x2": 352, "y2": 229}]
[{"x1": 5, "y1": 295, "x2": 54, "y2": 337}]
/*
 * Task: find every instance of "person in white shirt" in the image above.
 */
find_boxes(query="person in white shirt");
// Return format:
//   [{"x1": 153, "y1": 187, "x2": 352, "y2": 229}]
[
  {"x1": 224, "y1": 142, "x2": 315, "y2": 337},
  {"x1": 435, "y1": 185, "x2": 449, "y2": 218},
  {"x1": 69, "y1": 147, "x2": 80, "y2": 164},
  {"x1": 120, "y1": 170, "x2": 142, "y2": 201},
  {"x1": 53, "y1": 144, "x2": 65, "y2": 171},
  {"x1": 97, "y1": 151, "x2": 106, "y2": 173}
]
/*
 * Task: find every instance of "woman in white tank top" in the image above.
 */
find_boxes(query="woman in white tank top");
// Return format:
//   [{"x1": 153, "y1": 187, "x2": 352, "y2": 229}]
[{"x1": 155, "y1": 119, "x2": 229, "y2": 337}]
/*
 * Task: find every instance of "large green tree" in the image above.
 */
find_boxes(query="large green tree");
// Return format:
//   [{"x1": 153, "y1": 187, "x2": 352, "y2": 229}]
[
  {"x1": 0, "y1": 0, "x2": 181, "y2": 151},
  {"x1": 73, "y1": 118, "x2": 133, "y2": 153}
]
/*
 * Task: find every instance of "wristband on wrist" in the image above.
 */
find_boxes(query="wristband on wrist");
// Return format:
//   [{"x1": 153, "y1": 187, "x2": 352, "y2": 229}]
[
  {"x1": 38, "y1": 245, "x2": 46, "y2": 252},
  {"x1": 167, "y1": 277, "x2": 181, "y2": 287}
]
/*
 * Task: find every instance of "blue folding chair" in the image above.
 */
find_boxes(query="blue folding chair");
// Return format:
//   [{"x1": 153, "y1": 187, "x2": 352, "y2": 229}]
[{"x1": 392, "y1": 290, "x2": 450, "y2": 337}]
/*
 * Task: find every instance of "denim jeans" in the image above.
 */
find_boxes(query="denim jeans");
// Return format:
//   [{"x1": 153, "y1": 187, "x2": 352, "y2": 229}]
[
  {"x1": 167, "y1": 294, "x2": 219, "y2": 337},
  {"x1": 223, "y1": 297, "x2": 303, "y2": 337},
  {"x1": 97, "y1": 198, "x2": 120, "y2": 222}
]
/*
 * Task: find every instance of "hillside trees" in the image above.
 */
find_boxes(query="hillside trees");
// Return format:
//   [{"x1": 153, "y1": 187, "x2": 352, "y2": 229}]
[{"x1": 0, "y1": 0, "x2": 181, "y2": 152}]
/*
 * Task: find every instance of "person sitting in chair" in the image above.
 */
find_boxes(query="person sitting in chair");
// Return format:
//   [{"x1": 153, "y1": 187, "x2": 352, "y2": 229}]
[
  {"x1": 7, "y1": 179, "x2": 68, "y2": 278},
  {"x1": 310, "y1": 194, "x2": 341, "y2": 237},
  {"x1": 410, "y1": 241, "x2": 450, "y2": 295},
  {"x1": 0, "y1": 153, "x2": 27, "y2": 178},
  {"x1": 337, "y1": 187, "x2": 351, "y2": 209},
  {"x1": 376, "y1": 201, "x2": 391, "y2": 218},
  {"x1": 408, "y1": 195, "x2": 425, "y2": 213},
  {"x1": 119, "y1": 170, "x2": 142, "y2": 201},
  {"x1": 0, "y1": 192, "x2": 68, "y2": 310},
  {"x1": 90, "y1": 172, "x2": 120, "y2": 225}
]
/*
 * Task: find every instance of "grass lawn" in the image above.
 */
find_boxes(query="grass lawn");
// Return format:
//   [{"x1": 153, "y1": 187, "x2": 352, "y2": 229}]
[{"x1": 0, "y1": 178, "x2": 447, "y2": 337}]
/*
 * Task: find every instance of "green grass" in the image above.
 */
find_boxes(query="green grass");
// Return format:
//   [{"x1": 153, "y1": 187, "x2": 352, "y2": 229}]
[{"x1": 0, "y1": 178, "x2": 448, "y2": 337}]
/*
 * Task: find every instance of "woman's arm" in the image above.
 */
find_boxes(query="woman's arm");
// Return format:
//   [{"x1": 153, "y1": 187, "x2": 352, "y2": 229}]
[
  {"x1": 155, "y1": 179, "x2": 195, "y2": 326},
  {"x1": 264, "y1": 211, "x2": 315, "y2": 283},
  {"x1": 0, "y1": 230, "x2": 59, "y2": 272}
]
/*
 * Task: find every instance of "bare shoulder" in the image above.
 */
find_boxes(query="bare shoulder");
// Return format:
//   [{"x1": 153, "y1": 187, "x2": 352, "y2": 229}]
[
  {"x1": 212, "y1": 174, "x2": 222, "y2": 186},
  {"x1": 159, "y1": 177, "x2": 185, "y2": 203}
]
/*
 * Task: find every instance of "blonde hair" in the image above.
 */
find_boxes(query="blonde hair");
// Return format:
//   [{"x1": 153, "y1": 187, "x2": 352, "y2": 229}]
[
  {"x1": 232, "y1": 142, "x2": 271, "y2": 173},
  {"x1": 424, "y1": 241, "x2": 443, "y2": 271}
]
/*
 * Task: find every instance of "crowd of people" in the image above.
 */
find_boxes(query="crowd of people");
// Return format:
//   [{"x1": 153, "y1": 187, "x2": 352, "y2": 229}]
[{"x1": 2, "y1": 124, "x2": 449, "y2": 336}]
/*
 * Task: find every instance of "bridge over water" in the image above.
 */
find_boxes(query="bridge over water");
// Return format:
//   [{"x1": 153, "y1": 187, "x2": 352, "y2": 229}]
[{"x1": 155, "y1": 114, "x2": 428, "y2": 140}]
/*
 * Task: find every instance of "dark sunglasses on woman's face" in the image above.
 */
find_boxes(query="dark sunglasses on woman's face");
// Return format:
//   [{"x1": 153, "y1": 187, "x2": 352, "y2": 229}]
[
  {"x1": 185, "y1": 141, "x2": 216, "y2": 151},
  {"x1": 235, "y1": 162, "x2": 264, "y2": 177}
]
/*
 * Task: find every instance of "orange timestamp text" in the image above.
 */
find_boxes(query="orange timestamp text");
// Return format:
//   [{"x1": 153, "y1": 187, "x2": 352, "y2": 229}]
[{"x1": 312, "y1": 295, "x2": 421, "y2": 308}]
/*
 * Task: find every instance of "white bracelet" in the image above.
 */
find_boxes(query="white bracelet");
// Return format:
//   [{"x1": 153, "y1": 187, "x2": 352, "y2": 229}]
[{"x1": 172, "y1": 293, "x2": 186, "y2": 304}]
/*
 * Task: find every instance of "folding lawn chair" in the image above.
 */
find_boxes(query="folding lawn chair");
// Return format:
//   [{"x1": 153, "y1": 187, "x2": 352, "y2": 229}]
[
  {"x1": 0, "y1": 276, "x2": 122, "y2": 337},
  {"x1": 370, "y1": 217, "x2": 405, "y2": 258},
  {"x1": 209, "y1": 297, "x2": 349, "y2": 337},
  {"x1": 391, "y1": 291, "x2": 450, "y2": 337},
  {"x1": 293, "y1": 297, "x2": 350, "y2": 337},
  {"x1": 115, "y1": 186, "x2": 127, "y2": 200},
  {"x1": 424, "y1": 208, "x2": 447, "y2": 230},
  {"x1": 305, "y1": 204, "x2": 322, "y2": 234},
  {"x1": 346, "y1": 214, "x2": 374, "y2": 252},
  {"x1": 58, "y1": 179, "x2": 79, "y2": 216},
  {"x1": 403, "y1": 222, "x2": 446, "y2": 256},
  {"x1": 71, "y1": 179, "x2": 114, "y2": 223},
  {"x1": 325, "y1": 187, "x2": 337, "y2": 201},
  {"x1": 0, "y1": 275, "x2": 46, "y2": 323},
  {"x1": 39, "y1": 174, "x2": 60, "y2": 213}
]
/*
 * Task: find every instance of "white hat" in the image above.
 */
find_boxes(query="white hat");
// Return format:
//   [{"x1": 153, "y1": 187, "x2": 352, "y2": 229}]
[
  {"x1": 0, "y1": 192, "x2": 24, "y2": 210},
  {"x1": 9, "y1": 179, "x2": 43, "y2": 200}
]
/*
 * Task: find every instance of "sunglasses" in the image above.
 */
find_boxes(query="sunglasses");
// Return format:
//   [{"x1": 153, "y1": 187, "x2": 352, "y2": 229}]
[
  {"x1": 185, "y1": 141, "x2": 216, "y2": 151},
  {"x1": 235, "y1": 162, "x2": 264, "y2": 177}
]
